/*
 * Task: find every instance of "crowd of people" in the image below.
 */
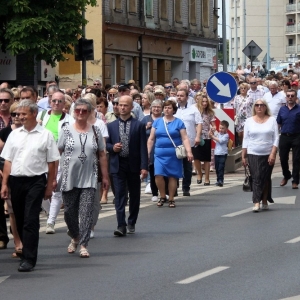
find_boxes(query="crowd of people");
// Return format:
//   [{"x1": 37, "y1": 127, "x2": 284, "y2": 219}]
[{"x1": 0, "y1": 62, "x2": 300, "y2": 272}]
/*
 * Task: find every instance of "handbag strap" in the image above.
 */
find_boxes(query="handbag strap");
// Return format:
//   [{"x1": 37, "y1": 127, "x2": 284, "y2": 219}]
[
  {"x1": 244, "y1": 165, "x2": 251, "y2": 176},
  {"x1": 163, "y1": 118, "x2": 176, "y2": 148},
  {"x1": 92, "y1": 125, "x2": 100, "y2": 161}
]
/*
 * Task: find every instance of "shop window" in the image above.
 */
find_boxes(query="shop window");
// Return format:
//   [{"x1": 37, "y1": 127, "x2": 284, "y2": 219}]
[
  {"x1": 143, "y1": 59, "x2": 149, "y2": 87},
  {"x1": 128, "y1": 0, "x2": 137, "y2": 13},
  {"x1": 145, "y1": 0, "x2": 153, "y2": 17},
  {"x1": 161, "y1": 0, "x2": 167, "y2": 20},
  {"x1": 175, "y1": 0, "x2": 181, "y2": 23},
  {"x1": 111, "y1": 57, "x2": 116, "y2": 85},
  {"x1": 125, "y1": 59, "x2": 133, "y2": 83},
  {"x1": 190, "y1": 0, "x2": 196, "y2": 25}
]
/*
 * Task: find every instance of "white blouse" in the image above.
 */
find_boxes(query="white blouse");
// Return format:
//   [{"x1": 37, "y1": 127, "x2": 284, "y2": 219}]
[{"x1": 242, "y1": 116, "x2": 279, "y2": 155}]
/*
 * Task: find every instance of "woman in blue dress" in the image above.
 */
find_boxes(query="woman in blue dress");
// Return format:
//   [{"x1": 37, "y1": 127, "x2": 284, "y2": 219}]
[{"x1": 147, "y1": 100, "x2": 193, "y2": 208}]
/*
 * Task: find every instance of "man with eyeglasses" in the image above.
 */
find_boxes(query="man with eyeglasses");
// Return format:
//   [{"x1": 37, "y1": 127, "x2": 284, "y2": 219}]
[
  {"x1": 190, "y1": 79, "x2": 201, "y2": 93},
  {"x1": 247, "y1": 77, "x2": 265, "y2": 103},
  {"x1": 263, "y1": 81, "x2": 286, "y2": 119},
  {"x1": 93, "y1": 79, "x2": 102, "y2": 89},
  {"x1": 0, "y1": 88, "x2": 13, "y2": 250},
  {"x1": 37, "y1": 91, "x2": 74, "y2": 234},
  {"x1": 164, "y1": 82, "x2": 172, "y2": 99},
  {"x1": 277, "y1": 89, "x2": 300, "y2": 189}
]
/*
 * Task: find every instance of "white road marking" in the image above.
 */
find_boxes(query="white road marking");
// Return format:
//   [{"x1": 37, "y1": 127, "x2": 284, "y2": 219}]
[
  {"x1": 285, "y1": 236, "x2": 300, "y2": 244},
  {"x1": 222, "y1": 207, "x2": 254, "y2": 217},
  {"x1": 176, "y1": 266, "x2": 230, "y2": 284},
  {"x1": 278, "y1": 296, "x2": 300, "y2": 300},
  {"x1": 0, "y1": 276, "x2": 10, "y2": 284},
  {"x1": 273, "y1": 196, "x2": 296, "y2": 205}
]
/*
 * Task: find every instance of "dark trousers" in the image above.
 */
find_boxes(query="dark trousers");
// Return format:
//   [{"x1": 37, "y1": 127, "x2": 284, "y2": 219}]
[
  {"x1": 215, "y1": 155, "x2": 227, "y2": 183},
  {"x1": 0, "y1": 194, "x2": 9, "y2": 244},
  {"x1": 111, "y1": 158, "x2": 141, "y2": 228},
  {"x1": 279, "y1": 134, "x2": 300, "y2": 184},
  {"x1": 9, "y1": 174, "x2": 46, "y2": 266},
  {"x1": 182, "y1": 158, "x2": 192, "y2": 192}
]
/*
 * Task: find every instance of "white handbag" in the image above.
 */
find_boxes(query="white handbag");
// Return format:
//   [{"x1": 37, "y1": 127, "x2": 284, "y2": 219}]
[{"x1": 163, "y1": 118, "x2": 187, "y2": 159}]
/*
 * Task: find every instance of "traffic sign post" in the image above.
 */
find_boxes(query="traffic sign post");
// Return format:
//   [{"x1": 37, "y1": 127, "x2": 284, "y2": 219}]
[
  {"x1": 242, "y1": 40, "x2": 263, "y2": 69},
  {"x1": 206, "y1": 72, "x2": 238, "y2": 104}
]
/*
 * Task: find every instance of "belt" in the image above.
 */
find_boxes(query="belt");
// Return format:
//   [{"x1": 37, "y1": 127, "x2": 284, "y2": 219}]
[{"x1": 281, "y1": 133, "x2": 300, "y2": 137}]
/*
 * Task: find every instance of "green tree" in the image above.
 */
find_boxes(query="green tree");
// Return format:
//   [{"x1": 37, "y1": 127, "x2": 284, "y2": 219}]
[{"x1": 0, "y1": 0, "x2": 97, "y2": 66}]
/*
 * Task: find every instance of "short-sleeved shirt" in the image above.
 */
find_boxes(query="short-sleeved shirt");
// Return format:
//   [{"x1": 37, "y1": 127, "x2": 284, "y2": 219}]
[
  {"x1": 45, "y1": 114, "x2": 62, "y2": 141},
  {"x1": 58, "y1": 124, "x2": 105, "y2": 191}
]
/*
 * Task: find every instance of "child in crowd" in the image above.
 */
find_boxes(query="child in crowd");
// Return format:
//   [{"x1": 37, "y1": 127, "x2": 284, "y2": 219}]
[{"x1": 209, "y1": 120, "x2": 229, "y2": 187}]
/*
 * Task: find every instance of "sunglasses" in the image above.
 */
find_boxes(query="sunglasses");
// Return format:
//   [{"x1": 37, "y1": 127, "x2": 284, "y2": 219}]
[
  {"x1": 254, "y1": 104, "x2": 266, "y2": 107},
  {"x1": 249, "y1": 82, "x2": 257, "y2": 85},
  {"x1": 94, "y1": 83, "x2": 100, "y2": 86},
  {"x1": 51, "y1": 99, "x2": 63, "y2": 104},
  {"x1": 165, "y1": 86, "x2": 172, "y2": 89},
  {"x1": 74, "y1": 108, "x2": 88, "y2": 114},
  {"x1": 109, "y1": 94, "x2": 115, "y2": 97},
  {"x1": 287, "y1": 94, "x2": 295, "y2": 98},
  {"x1": 11, "y1": 112, "x2": 20, "y2": 117},
  {"x1": 0, "y1": 99, "x2": 10, "y2": 103},
  {"x1": 14, "y1": 97, "x2": 20, "y2": 101}
]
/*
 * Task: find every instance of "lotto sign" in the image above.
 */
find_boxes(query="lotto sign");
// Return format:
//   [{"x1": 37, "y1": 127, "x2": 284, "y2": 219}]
[{"x1": 190, "y1": 46, "x2": 207, "y2": 62}]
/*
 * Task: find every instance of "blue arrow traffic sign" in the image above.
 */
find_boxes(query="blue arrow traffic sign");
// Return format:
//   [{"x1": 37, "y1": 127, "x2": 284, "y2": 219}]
[{"x1": 206, "y1": 72, "x2": 238, "y2": 104}]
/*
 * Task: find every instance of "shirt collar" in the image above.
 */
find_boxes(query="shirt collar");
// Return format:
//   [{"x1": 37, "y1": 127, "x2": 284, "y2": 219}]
[
  {"x1": 178, "y1": 103, "x2": 188, "y2": 109},
  {"x1": 119, "y1": 116, "x2": 133, "y2": 123},
  {"x1": 20, "y1": 123, "x2": 43, "y2": 133}
]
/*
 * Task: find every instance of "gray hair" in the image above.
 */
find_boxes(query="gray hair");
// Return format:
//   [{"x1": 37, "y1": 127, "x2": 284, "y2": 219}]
[
  {"x1": 47, "y1": 85, "x2": 58, "y2": 93},
  {"x1": 150, "y1": 100, "x2": 163, "y2": 108},
  {"x1": 74, "y1": 98, "x2": 93, "y2": 112},
  {"x1": 251, "y1": 99, "x2": 271, "y2": 116},
  {"x1": 0, "y1": 88, "x2": 14, "y2": 99},
  {"x1": 269, "y1": 81, "x2": 278, "y2": 88},
  {"x1": 17, "y1": 99, "x2": 38, "y2": 114}
]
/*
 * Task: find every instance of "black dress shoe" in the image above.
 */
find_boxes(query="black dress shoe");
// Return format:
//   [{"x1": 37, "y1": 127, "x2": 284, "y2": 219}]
[
  {"x1": 183, "y1": 191, "x2": 190, "y2": 196},
  {"x1": 114, "y1": 226, "x2": 127, "y2": 237},
  {"x1": 204, "y1": 181, "x2": 210, "y2": 186},
  {"x1": 127, "y1": 224, "x2": 135, "y2": 234},
  {"x1": 18, "y1": 261, "x2": 34, "y2": 272},
  {"x1": 197, "y1": 180, "x2": 202, "y2": 184}
]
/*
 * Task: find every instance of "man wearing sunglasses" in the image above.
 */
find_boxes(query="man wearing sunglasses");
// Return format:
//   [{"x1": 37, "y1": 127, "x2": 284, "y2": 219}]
[
  {"x1": 93, "y1": 79, "x2": 102, "y2": 89},
  {"x1": 277, "y1": 89, "x2": 300, "y2": 190},
  {"x1": 37, "y1": 91, "x2": 74, "y2": 234},
  {"x1": 263, "y1": 81, "x2": 286, "y2": 119},
  {"x1": 247, "y1": 77, "x2": 265, "y2": 103},
  {"x1": 164, "y1": 82, "x2": 173, "y2": 99},
  {"x1": 0, "y1": 88, "x2": 13, "y2": 250}
]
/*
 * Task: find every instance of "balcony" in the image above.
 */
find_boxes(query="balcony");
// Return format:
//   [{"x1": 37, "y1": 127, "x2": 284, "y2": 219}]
[
  {"x1": 287, "y1": 46, "x2": 296, "y2": 53},
  {"x1": 287, "y1": 4, "x2": 296, "y2": 12},
  {"x1": 286, "y1": 24, "x2": 296, "y2": 32}
]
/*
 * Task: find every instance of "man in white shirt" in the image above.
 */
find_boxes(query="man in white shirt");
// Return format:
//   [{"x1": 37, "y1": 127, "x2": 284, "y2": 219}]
[
  {"x1": 263, "y1": 81, "x2": 286, "y2": 119},
  {"x1": 247, "y1": 77, "x2": 265, "y2": 102},
  {"x1": 174, "y1": 89, "x2": 202, "y2": 196},
  {"x1": 1, "y1": 100, "x2": 60, "y2": 272},
  {"x1": 37, "y1": 91, "x2": 74, "y2": 234},
  {"x1": 244, "y1": 64, "x2": 251, "y2": 77}
]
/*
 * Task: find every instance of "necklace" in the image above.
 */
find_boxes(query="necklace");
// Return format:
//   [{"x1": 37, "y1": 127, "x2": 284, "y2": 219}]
[{"x1": 78, "y1": 133, "x2": 87, "y2": 164}]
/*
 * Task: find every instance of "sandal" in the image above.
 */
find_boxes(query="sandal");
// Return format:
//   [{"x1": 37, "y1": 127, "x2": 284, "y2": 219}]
[
  {"x1": 67, "y1": 239, "x2": 78, "y2": 253},
  {"x1": 157, "y1": 197, "x2": 166, "y2": 207},
  {"x1": 168, "y1": 200, "x2": 176, "y2": 208},
  {"x1": 79, "y1": 248, "x2": 90, "y2": 258}
]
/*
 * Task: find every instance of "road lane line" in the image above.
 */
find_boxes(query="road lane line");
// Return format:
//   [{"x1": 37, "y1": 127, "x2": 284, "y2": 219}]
[
  {"x1": 278, "y1": 296, "x2": 300, "y2": 300},
  {"x1": 176, "y1": 266, "x2": 230, "y2": 284},
  {"x1": 0, "y1": 276, "x2": 10, "y2": 284},
  {"x1": 285, "y1": 236, "x2": 300, "y2": 244},
  {"x1": 222, "y1": 207, "x2": 253, "y2": 217}
]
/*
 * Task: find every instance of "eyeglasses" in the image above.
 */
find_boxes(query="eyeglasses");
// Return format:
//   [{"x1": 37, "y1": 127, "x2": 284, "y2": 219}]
[
  {"x1": 113, "y1": 102, "x2": 118, "y2": 106},
  {"x1": 94, "y1": 83, "x2": 100, "y2": 86},
  {"x1": 109, "y1": 94, "x2": 115, "y2": 97},
  {"x1": 165, "y1": 86, "x2": 172, "y2": 89},
  {"x1": 249, "y1": 82, "x2": 257, "y2": 85},
  {"x1": 11, "y1": 112, "x2": 19, "y2": 117},
  {"x1": 287, "y1": 94, "x2": 295, "y2": 98},
  {"x1": 74, "y1": 108, "x2": 88, "y2": 114},
  {"x1": 14, "y1": 97, "x2": 20, "y2": 101},
  {"x1": 254, "y1": 104, "x2": 266, "y2": 107},
  {"x1": 0, "y1": 99, "x2": 10, "y2": 103},
  {"x1": 51, "y1": 99, "x2": 63, "y2": 104}
]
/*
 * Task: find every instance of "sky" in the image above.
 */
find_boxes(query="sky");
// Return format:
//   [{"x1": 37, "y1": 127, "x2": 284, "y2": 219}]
[{"x1": 217, "y1": 0, "x2": 230, "y2": 38}]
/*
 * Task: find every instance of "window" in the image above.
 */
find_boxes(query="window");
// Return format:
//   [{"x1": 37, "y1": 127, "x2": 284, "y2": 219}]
[
  {"x1": 161, "y1": 0, "x2": 167, "y2": 20},
  {"x1": 145, "y1": 0, "x2": 153, "y2": 17},
  {"x1": 190, "y1": 0, "x2": 196, "y2": 25},
  {"x1": 289, "y1": 39, "x2": 294, "y2": 46},
  {"x1": 128, "y1": 0, "x2": 137, "y2": 13},
  {"x1": 114, "y1": 0, "x2": 122, "y2": 11},
  {"x1": 143, "y1": 59, "x2": 149, "y2": 87},
  {"x1": 202, "y1": 0, "x2": 209, "y2": 28},
  {"x1": 111, "y1": 57, "x2": 116, "y2": 85},
  {"x1": 125, "y1": 59, "x2": 133, "y2": 83},
  {"x1": 175, "y1": 0, "x2": 181, "y2": 23}
]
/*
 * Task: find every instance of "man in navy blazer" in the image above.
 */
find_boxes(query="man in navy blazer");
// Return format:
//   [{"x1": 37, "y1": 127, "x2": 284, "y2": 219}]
[{"x1": 106, "y1": 95, "x2": 148, "y2": 236}]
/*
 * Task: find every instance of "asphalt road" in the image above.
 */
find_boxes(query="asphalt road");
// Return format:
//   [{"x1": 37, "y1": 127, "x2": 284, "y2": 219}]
[{"x1": 1, "y1": 172, "x2": 300, "y2": 300}]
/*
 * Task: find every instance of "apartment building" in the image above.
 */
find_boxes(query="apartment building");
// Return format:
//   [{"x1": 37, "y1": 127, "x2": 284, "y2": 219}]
[
  {"x1": 58, "y1": 0, "x2": 219, "y2": 89},
  {"x1": 229, "y1": 0, "x2": 285, "y2": 68}
]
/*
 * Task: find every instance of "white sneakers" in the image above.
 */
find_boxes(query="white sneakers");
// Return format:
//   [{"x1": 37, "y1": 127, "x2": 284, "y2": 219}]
[
  {"x1": 151, "y1": 196, "x2": 158, "y2": 202},
  {"x1": 90, "y1": 230, "x2": 94, "y2": 239},
  {"x1": 46, "y1": 223, "x2": 55, "y2": 234}
]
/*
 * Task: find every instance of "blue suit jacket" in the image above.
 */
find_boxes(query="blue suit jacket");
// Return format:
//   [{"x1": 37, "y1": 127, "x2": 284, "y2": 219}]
[{"x1": 106, "y1": 117, "x2": 148, "y2": 174}]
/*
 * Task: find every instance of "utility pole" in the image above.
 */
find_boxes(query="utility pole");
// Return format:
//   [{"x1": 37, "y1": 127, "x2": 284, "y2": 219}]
[
  {"x1": 235, "y1": 0, "x2": 238, "y2": 68},
  {"x1": 82, "y1": 10, "x2": 87, "y2": 86},
  {"x1": 243, "y1": 0, "x2": 246, "y2": 67},
  {"x1": 222, "y1": 0, "x2": 227, "y2": 72},
  {"x1": 267, "y1": 0, "x2": 270, "y2": 70}
]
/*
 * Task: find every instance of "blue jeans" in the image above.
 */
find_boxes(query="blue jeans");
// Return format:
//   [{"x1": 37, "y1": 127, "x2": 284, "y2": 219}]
[
  {"x1": 182, "y1": 158, "x2": 192, "y2": 191},
  {"x1": 214, "y1": 155, "x2": 227, "y2": 183}
]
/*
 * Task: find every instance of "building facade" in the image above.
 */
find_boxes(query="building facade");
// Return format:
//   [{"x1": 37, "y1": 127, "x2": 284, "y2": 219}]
[
  {"x1": 229, "y1": 0, "x2": 285, "y2": 69},
  {"x1": 58, "y1": 0, "x2": 219, "y2": 89}
]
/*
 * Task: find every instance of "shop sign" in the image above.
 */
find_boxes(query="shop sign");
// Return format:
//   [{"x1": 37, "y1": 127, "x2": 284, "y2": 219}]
[
  {"x1": 0, "y1": 51, "x2": 16, "y2": 80},
  {"x1": 40, "y1": 60, "x2": 55, "y2": 81},
  {"x1": 190, "y1": 46, "x2": 207, "y2": 62}
]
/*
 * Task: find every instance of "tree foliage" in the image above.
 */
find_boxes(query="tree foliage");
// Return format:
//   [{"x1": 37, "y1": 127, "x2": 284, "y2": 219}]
[{"x1": 0, "y1": 0, "x2": 97, "y2": 66}]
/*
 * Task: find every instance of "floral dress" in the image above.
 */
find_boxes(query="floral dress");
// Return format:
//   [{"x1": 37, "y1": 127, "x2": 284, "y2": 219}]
[
  {"x1": 201, "y1": 112, "x2": 216, "y2": 139},
  {"x1": 233, "y1": 94, "x2": 254, "y2": 133}
]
